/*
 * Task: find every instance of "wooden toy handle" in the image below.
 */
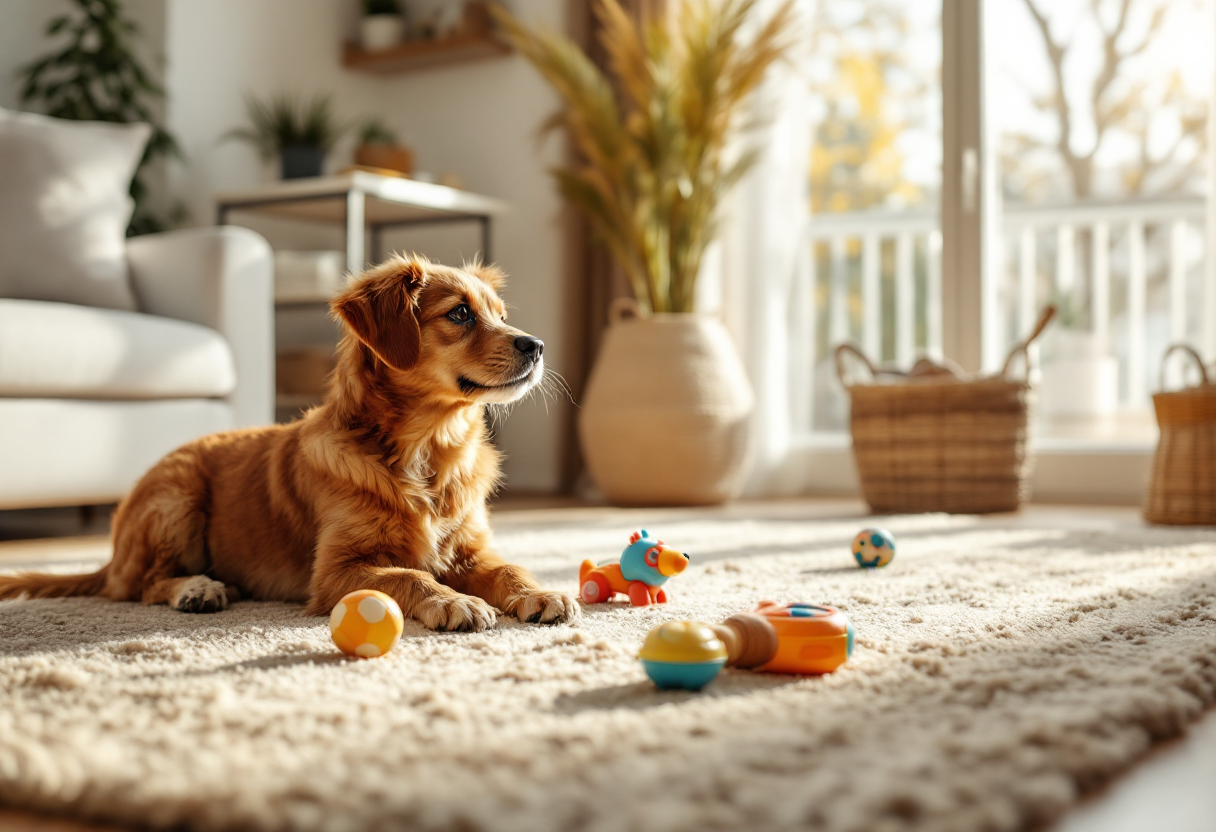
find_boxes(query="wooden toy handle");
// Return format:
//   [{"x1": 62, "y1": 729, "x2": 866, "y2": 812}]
[{"x1": 713, "y1": 613, "x2": 779, "y2": 669}]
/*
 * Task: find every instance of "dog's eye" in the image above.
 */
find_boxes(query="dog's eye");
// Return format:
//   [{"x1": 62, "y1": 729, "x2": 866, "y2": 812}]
[{"x1": 447, "y1": 304, "x2": 473, "y2": 324}]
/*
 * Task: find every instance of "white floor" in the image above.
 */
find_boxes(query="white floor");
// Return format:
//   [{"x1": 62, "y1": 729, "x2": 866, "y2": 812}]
[{"x1": 1056, "y1": 708, "x2": 1216, "y2": 832}]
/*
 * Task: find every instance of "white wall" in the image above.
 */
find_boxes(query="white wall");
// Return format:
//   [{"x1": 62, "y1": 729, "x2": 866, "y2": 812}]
[
  {"x1": 0, "y1": 0, "x2": 165, "y2": 110},
  {"x1": 0, "y1": 0, "x2": 60, "y2": 110},
  {"x1": 165, "y1": 0, "x2": 570, "y2": 493},
  {"x1": 3, "y1": 0, "x2": 572, "y2": 493}
]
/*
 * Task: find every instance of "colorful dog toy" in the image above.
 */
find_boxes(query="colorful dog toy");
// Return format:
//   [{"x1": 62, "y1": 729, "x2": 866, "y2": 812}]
[
  {"x1": 579, "y1": 530, "x2": 689, "y2": 606},
  {"x1": 640, "y1": 602, "x2": 855, "y2": 690},
  {"x1": 638, "y1": 620, "x2": 728, "y2": 691},
  {"x1": 330, "y1": 589, "x2": 405, "y2": 658},
  {"x1": 852, "y1": 527, "x2": 896, "y2": 568}
]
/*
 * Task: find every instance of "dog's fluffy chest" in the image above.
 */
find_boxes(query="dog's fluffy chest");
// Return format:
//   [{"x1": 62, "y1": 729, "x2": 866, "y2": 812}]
[
  {"x1": 301, "y1": 417, "x2": 496, "y2": 575},
  {"x1": 385, "y1": 432, "x2": 494, "y2": 566},
  {"x1": 387, "y1": 448, "x2": 488, "y2": 574}
]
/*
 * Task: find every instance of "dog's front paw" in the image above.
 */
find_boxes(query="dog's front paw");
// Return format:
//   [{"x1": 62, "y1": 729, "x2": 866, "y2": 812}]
[
  {"x1": 505, "y1": 590, "x2": 581, "y2": 625},
  {"x1": 171, "y1": 576, "x2": 229, "y2": 614},
  {"x1": 416, "y1": 592, "x2": 497, "y2": 633}
]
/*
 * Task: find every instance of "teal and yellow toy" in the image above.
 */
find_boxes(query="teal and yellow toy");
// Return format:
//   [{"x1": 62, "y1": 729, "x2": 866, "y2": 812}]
[
  {"x1": 638, "y1": 620, "x2": 728, "y2": 691},
  {"x1": 579, "y1": 530, "x2": 690, "y2": 606},
  {"x1": 852, "y1": 527, "x2": 895, "y2": 568},
  {"x1": 640, "y1": 603, "x2": 855, "y2": 690}
]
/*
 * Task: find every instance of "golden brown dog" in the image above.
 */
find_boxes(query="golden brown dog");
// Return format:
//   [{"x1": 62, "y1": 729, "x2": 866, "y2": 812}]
[{"x1": 0, "y1": 256, "x2": 578, "y2": 631}]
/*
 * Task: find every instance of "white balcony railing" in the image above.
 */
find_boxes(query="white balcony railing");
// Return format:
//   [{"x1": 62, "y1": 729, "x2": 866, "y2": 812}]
[{"x1": 802, "y1": 196, "x2": 1209, "y2": 434}]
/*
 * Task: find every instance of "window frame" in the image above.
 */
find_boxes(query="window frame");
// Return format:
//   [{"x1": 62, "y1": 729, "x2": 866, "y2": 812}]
[{"x1": 789, "y1": 0, "x2": 1213, "y2": 506}]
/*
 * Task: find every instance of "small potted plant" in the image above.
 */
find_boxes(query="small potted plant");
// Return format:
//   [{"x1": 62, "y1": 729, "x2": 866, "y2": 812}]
[
  {"x1": 361, "y1": 0, "x2": 406, "y2": 52},
  {"x1": 225, "y1": 93, "x2": 347, "y2": 179},
  {"x1": 353, "y1": 118, "x2": 414, "y2": 176}
]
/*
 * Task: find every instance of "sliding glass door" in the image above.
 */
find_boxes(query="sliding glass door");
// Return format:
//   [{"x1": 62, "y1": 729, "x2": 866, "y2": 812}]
[
  {"x1": 791, "y1": 0, "x2": 1214, "y2": 501},
  {"x1": 801, "y1": 0, "x2": 942, "y2": 436},
  {"x1": 988, "y1": 0, "x2": 1214, "y2": 449}
]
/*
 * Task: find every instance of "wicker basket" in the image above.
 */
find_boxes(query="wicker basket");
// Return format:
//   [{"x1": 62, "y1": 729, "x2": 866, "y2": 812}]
[
  {"x1": 836, "y1": 307, "x2": 1055, "y2": 515},
  {"x1": 1144, "y1": 345, "x2": 1216, "y2": 525}
]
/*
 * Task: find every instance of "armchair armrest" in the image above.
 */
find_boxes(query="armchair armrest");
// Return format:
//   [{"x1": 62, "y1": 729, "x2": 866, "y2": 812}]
[{"x1": 125, "y1": 226, "x2": 274, "y2": 428}]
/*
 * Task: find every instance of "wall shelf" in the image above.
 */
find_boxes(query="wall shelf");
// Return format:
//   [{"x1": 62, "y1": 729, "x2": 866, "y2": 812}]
[{"x1": 342, "y1": 33, "x2": 511, "y2": 74}]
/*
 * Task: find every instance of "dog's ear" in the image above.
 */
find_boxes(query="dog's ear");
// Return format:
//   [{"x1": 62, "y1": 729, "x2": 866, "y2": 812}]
[
  {"x1": 464, "y1": 261, "x2": 506, "y2": 293},
  {"x1": 332, "y1": 259, "x2": 427, "y2": 371}
]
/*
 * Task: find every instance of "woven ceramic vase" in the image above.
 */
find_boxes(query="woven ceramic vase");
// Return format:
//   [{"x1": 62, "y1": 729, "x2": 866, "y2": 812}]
[{"x1": 579, "y1": 301, "x2": 754, "y2": 506}]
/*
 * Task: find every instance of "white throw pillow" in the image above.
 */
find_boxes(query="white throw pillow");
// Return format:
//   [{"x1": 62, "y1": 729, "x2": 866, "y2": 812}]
[{"x1": 0, "y1": 108, "x2": 151, "y2": 311}]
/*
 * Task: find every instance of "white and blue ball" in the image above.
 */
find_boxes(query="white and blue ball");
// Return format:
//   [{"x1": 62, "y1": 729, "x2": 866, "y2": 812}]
[{"x1": 852, "y1": 527, "x2": 896, "y2": 568}]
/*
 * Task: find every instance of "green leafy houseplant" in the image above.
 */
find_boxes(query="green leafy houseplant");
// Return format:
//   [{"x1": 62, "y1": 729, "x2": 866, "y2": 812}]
[
  {"x1": 224, "y1": 94, "x2": 347, "y2": 179},
  {"x1": 358, "y1": 117, "x2": 399, "y2": 146},
  {"x1": 353, "y1": 116, "x2": 413, "y2": 175},
  {"x1": 18, "y1": 0, "x2": 182, "y2": 236},
  {"x1": 494, "y1": 0, "x2": 796, "y2": 314}
]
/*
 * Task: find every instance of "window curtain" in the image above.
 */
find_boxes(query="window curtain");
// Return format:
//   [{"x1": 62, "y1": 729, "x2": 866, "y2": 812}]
[
  {"x1": 703, "y1": 3, "x2": 813, "y2": 496},
  {"x1": 562, "y1": 0, "x2": 667, "y2": 492}
]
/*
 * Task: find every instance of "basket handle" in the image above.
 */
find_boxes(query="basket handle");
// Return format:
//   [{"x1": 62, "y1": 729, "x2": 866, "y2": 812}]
[
  {"x1": 999, "y1": 305, "x2": 1056, "y2": 380},
  {"x1": 608, "y1": 296, "x2": 643, "y2": 326},
  {"x1": 1158, "y1": 343, "x2": 1209, "y2": 391},
  {"x1": 835, "y1": 343, "x2": 907, "y2": 388}
]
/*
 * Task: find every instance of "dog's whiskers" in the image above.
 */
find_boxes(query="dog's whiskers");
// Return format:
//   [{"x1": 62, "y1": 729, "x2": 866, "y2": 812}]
[
  {"x1": 524, "y1": 368, "x2": 575, "y2": 416},
  {"x1": 484, "y1": 401, "x2": 513, "y2": 430},
  {"x1": 544, "y1": 369, "x2": 576, "y2": 406}
]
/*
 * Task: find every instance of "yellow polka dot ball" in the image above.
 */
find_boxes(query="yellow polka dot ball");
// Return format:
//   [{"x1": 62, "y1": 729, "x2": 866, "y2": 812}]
[{"x1": 329, "y1": 589, "x2": 404, "y2": 658}]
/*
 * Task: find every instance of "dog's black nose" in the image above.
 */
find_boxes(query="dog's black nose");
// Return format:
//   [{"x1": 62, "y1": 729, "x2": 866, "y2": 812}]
[{"x1": 514, "y1": 335, "x2": 544, "y2": 358}]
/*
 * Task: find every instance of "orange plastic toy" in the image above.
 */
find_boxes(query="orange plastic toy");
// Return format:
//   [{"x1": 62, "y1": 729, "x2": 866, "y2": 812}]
[
  {"x1": 640, "y1": 601, "x2": 855, "y2": 689},
  {"x1": 714, "y1": 601, "x2": 855, "y2": 675}
]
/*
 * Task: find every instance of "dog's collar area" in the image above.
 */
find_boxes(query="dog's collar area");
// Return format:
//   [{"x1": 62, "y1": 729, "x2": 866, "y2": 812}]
[{"x1": 458, "y1": 370, "x2": 535, "y2": 394}]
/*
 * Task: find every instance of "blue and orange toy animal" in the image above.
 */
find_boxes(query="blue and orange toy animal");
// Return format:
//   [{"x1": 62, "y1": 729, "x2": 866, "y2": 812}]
[{"x1": 578, "y1": 530, "x2": 689, "y2": 606}]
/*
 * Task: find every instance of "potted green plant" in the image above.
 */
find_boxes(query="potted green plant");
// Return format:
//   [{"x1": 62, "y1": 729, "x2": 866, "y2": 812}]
[
  {"x1": 225, "y1": 94, "x2": 346, "y2": 179},
  {"x1": 361, "y1": 0, "x2": 406, "y2": 51},
  {"x1": 18, "y1": 0, "x2": 183, "y2": 235},
  {"x1": 354, "y1": 118, "x2": 414, "y2": 176},
  {"x1": 495, "y1": 0, "x2": 795, "y2": 506}
]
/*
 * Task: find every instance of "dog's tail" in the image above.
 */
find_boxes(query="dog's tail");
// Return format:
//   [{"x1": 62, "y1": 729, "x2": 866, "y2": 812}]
[{"x1": 0, "y1": 566, "x2": 109, "y2": 601}]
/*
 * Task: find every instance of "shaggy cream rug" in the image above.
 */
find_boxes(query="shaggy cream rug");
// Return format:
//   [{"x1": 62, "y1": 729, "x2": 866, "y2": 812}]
[{"x1": 1, "y1": 508, "x2": 1215, "y2": 832}]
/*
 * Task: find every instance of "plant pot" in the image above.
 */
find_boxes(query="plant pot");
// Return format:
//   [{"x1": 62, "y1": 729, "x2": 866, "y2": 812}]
[
  {"x1": 1040, "y1": 358, "x2": 1119, "y2": 418},
  {"x1": 578, "y1": 301, "x2": 754, "y2": 506},
  {"x1": 280, "y1": 145, "x2": 326, "y2": 179},
  {"x1": 354, "y1": 143, "x2": 414, "y2": 176},
  {"x1": 1040, "y1": 329, "x2": 1118, "y2": 418},
  {"x1": 360, "y1": 14, "x2": 405, "y2": 51}
]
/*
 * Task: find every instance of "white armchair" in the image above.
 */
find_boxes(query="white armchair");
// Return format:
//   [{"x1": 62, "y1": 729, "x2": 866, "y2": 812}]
[
  {"x1": 0, "y1": 226, "x2": 274, "y2": 509},
  {"x1": 126, "y1": 227, "x2": 275, "y2": 429}
]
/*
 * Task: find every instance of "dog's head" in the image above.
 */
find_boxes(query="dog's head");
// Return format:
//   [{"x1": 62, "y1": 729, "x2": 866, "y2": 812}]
[{"x1": 332, "y1": 255, "x2": 544, "y2": 405}]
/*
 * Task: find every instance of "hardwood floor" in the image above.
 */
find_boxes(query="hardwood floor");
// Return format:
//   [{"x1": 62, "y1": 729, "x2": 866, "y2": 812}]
[
  {"x1": 0, "y1": 811, "x2": 118, "y2": 832},
  {"x1": 1, "y1": 500, "x2": 1212, "y2": 832}
]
